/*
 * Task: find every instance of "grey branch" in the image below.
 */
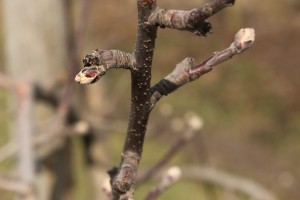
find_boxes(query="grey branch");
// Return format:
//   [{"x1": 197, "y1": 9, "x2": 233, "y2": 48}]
[
  {"x1": 0, "y1": 174, "x2": 33, "y2": 197},
  {"x1": 144, "y1": 167, "x2": 182, "y2": 200},
  {"x1": 150, "y1": 28, "x2": 255, "y2": 108},
  {"x1": 0, "y1": 72, "x2": 16, "y2": 91},
  {"x1": 137, "y1": 113, "x2": 203, "y2": 185},
  {"x1": 75, "y1": 49, "x2": 136, "y2": 84},
  {"x1": 0, "y1": 118, "x2": 89, "y2": 163},
  {"x1": 148, "y1": 0, "x2": 235, "y2": 35},
  {"x1": 182, "y1": 166, "x2": 277, "y2": 200}
]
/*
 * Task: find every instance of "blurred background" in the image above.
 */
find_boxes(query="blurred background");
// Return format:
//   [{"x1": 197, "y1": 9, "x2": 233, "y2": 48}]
[{"x1": 0, "y1": 0, "x2": 299, "y2": 200}]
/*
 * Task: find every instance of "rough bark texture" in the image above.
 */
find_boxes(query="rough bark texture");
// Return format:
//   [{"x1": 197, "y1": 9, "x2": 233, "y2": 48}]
[{"x1": 110, "y1": 1, "x2": 158, "y2": 198}]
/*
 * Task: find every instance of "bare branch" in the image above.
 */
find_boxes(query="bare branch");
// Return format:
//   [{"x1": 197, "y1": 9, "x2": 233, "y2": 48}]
[
  {"x1": 75, "y1": 1, "x2": 254, "y2": 199},
  {"x1": 148, "y1": 0, "x2": 235, "y2": 35},
  {"x1": 150, "y1": 28, "x2": 255, "y2": 108},
  {"x1": 0, "y1": 174, "x2": 33, "y2": 196},
  {"x1": 110, "y1": 0, "x2": 158, "y2": 198},
  {"x1": 144, "y1": 166, "x2": 182, "y2": 200},
  {"x1": 182, "y1": 166, "x2": 277, "y2": 200},
  {"x1": 13, "y1": 82, "x2": 37, "y2": 200},
  {"x1": 137, "y1": 113, "x2": 203, "y2": 185},
  {"x1": 0, "y1": 72, "x2": 16, "y2": 91},
  {"x1": 0, "y1": 118, "x2": 90, "y2": 163},
  {"x1": 75, "y1": 49, "x2": 136, "y2": 84}
]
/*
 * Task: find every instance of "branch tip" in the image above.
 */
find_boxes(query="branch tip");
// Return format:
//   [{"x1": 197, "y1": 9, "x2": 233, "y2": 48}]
[
  {"x1": 184, "y1": 112, "x2": 204, "y2": 131},
  {"x1": 234, "y1": 28, "x2": 255, "y2": 53},
  {"x1": 163, "y1": 166, "x2": 182, "y2": 185},
  {"x1": 74, "y1": 65, "x2": 106, "y2": 84}
]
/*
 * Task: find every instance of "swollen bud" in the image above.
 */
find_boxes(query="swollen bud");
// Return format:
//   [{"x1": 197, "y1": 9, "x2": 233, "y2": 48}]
[
  {"x1": 234, "y1": 28, "x2": 255, "y2": 53},
  {"x1": 75, "y1": 65, "x2": 106, "y2": 84}
]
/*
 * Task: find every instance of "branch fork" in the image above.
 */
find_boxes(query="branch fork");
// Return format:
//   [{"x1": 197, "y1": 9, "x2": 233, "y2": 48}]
[{"x1": 73, "y1": 0, "x2": 255, "y2": 199}]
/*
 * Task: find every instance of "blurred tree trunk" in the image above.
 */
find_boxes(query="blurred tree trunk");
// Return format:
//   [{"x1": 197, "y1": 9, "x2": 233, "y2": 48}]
[
  {"x1": 3, "y1": 0, "x2": 68, "y2": 87},
  {"x1": 3, "y1": 0, "x2": 71, "y2": 200}
]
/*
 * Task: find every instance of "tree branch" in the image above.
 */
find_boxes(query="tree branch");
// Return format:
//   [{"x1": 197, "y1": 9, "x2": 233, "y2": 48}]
[
  {"x1": 0, "y1": 174, "x2": 33, "y2": 197},
  {"x1": 0, "y1": 72, "x2": 16, "y2": 91},
  {"x1": 74, "y1": 1, "x2": 255, "y2": 199},
  {"x1": 137, "y1": 113, "x2": 203, "y2": 185},
  {"x1": 148, "y1": 0, "x2": 235, "y2": 36},
  {"x1": 14, "y1": 82, "x2": 37, "y2": 200},
  {"x1": 144, "y1": 166, "x2": 182, "y2": 200},
  {"x1": 0, "y1": 118, "x2": 89, "y2": 163},
  {"x1": 182, "y1": 166, "x2": 277, "y2": 200},
  {"x1": 75, "y1": 49, "x2": 136, "y2": 84},
  {"x1": 110, "y1": 0, "x2": 158, "y2": 199},
  {"x1": 150, "y1": 28, "x2": 255, "y2": 108}
]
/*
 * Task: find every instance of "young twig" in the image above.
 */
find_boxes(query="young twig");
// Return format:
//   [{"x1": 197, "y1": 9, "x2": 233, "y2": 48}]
[
  {"x1": 150, "y1": 28, "x2": 255, "y2": 108},
  {"x1": 75, "y1": 49, "x2": 136, "y2": 84},
  {"x1": 144, "y1": 166, "x2": 182, "y2": 200},
  {"x1": 0, "y1": 72, "x2": 16, "y2": 91},
  {"x1": 182, "y1": 166, "x2": 277, "y2": 200},
  {"x1": 137, "y1": 113, "x2": 203, "y2": 185},
  {"x1": 148, "y1": 0, "x2": 235, "y2": 36},
  {"x1": 0, "y1": 117, "x2": 90, "y2": 163},
  {"x1": 0, "y1": 174, "x2": 33, "y2": 197}
]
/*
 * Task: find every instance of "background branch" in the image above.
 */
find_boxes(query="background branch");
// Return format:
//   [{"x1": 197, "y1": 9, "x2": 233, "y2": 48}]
[
  {"x1": 14, "y1": 82, "x2": 37, "y2": 200},
  {"x1": 0, "y1": 174, "x2": 32, "y2": 197},
  {"x1": 182, "y1": 166, "x2": 277, "y2": 200},
  {"x1": 137, "y1": 113, "x2": 203, "y2": 185},
  {"x1": 0, "y1": 72, "x2": 16, "y2": 91},
  {"x1": 144, "y1": 166, "x2": 182, "y2": 200}
]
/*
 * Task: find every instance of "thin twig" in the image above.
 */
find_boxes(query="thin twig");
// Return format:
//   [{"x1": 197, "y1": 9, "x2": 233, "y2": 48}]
[
  {"x1": 150, "y1": 28, "x2": 255, "y2": 108},
  {"x1": 75, "y1": 49, "x2": 136, "y2": 84},
  {"x1": 0, "y1": 72, "x2": 16, "y2": 91},
  {"x1": 0, "y1": 118, "x2": 90, "y2": 163},
  {"x1": 148, "y1": 0, "x2": 235, "y2": 35},
  {"x1": 182, "y1": 166, "x2": 277, "y2": 200},
  {"x1": 0, "y1": 174, "x2": 32, "y2": 196},
  {"x1": 137, "y1": 113, "x2": 203, "y2": 185},
  {"x1": 144, "y1": 166, "x2": 182, "y2": 200}
]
